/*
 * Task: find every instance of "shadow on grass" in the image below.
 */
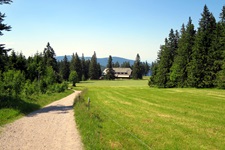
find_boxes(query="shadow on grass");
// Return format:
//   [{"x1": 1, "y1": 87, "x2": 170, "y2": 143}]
[
  {"x1": 28, "y1": 105, "x2": 73, "y2": 117},
  {"x1": 0, "y1": 95, "x2": 40, "y2": 115}
]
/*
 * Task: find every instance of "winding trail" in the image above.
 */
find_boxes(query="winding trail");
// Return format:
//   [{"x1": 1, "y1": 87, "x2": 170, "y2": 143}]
[{"x1": 0, "y1": 91, "x2": 83, "y2": 150}]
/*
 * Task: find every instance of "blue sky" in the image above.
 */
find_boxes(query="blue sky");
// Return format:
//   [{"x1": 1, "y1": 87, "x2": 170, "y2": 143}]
[{"x1": 0, "y1": 0, "x2": 224, "y2": 62}]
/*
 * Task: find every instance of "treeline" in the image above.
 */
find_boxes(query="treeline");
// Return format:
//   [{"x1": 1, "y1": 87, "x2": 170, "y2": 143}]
[
  {"x1": 149, "y1": 5, "x2": 225, "y2": 88},
  {"x1": 58, "y1": 53, "x2": 150, "y2": 81},
  {"x1": 0, "y1": 43, "x2": 69, "y2": 99}
]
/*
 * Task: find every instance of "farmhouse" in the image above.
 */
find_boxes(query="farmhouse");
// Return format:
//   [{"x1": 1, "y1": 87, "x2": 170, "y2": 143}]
[{"x1": 103, "y1": 68, "x2": 132, "y2": 78}]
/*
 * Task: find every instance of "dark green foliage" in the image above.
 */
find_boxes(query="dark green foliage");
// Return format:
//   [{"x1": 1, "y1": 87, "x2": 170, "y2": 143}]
[
  {"x1": 26, "y1": 52, "x2": 45, "y2": 81},
  {"x1": 216, "y1": 6, "x2": 225, "y2": 88},
  {"x1": 81, "y1": 53, "x2": 89, "y2": 81},
  {"x1": 132, "y1": 53, "x2": 143, "y2": 79},
  {"x1": 171, "y1": 18, "x2": 196, "y2": 87},
  {"x1": 121, "y1": 61, "x2": 131, "y2": 68},
  {"x1": 105, "y1": 55, "x2": 115, "y2": 80},
  {"x1": 43, "y1": 42, "x2": 58, "y2": 73},
  {"x1": 155, "y1": 29, "x2": 179, "y2": 88},
  {"x1": 0, "y1": 0, "x2": 12, "y2": 5},
  {"x1": 151, "y1": 4, "x2": 225, "y2": 88},
  {"x1": 0, "y1": 0, "x2": 11, "y2": 72},
  {"x1": 70, "y1": 53, "x2": 82, "y2": 81},
  {"x1": 61, "y1": 55, "x2": 70, "y2": 81},
  {"x1": 142, "y1": 61, "x2": 150, "y2": 76},
  {"x1": 2, "y1": 70, "x2": 25, "y2": 96},
  {"x1": 189, "y1": 6, "x2": 216, "y2": 88},
  {"x1": 113, "y1": 61, "x2": 120, "y2": 67},
  {"x1": 148, "y1": 61, "x2": 157, "y2": 87},
  {"x1": 89, "y1": 52, "x2": 100, "y2": 79}
]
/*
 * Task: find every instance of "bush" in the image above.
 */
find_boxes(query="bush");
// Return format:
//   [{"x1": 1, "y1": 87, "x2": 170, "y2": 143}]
[
  {"x1": 69, "y1": 71, "x2": 78, "y2": 86},
  {"x1": 3, "y1": 70, "x2": 25, "y2": 96}
]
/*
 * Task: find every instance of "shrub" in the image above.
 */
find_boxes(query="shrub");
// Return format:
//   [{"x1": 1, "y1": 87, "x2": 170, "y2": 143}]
[
  {"x1": 69, "y1": 71, "x2": 78, "y2": 86},
  {"x1": 3, "y1": 70, "x2": 25, "y2": 96}
]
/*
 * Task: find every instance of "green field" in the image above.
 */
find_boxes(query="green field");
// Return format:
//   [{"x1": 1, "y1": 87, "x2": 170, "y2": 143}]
[{"x1": 74, "y1": 79, "x2": 225, "y2": 150}]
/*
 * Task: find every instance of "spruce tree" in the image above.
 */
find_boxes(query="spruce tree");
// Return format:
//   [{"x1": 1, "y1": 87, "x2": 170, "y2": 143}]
[
  {"x1": 190, "y1": 5, "x2": 216, "y2": 87},
  {"x1": 156, "y1": 29, "x2": 179, "y2": 87},
  {"x1": 81, "y1": 53, "x2": 88, "y2": 81},
  {"x1": 155, "y1": 39, "x2": 170, "y2": 87},
  {"x1": 171, "y1": 18, "x2": 196, "y2": 87},
  {"x1": 106, "y1": 55, "x2": 115, "y2": 80},
  {"x1": 61, "y1": 55, "x2": 70, "y2": 81},
  {"x1": 132, "y1": 53, "x2": 142, "y2": 79},
  {"x1": 113, "y1": 61, "x2": 120, "y2": 67},
  {"x1": 89, "y1": 51, "x2": 99, "y2": 79},
  {"x1": 43, "y1": 42, "x2": 58, "y2": 73},
  {"x1": 216, "y1": 5, "x2": 225, "y2": 88},
  {"x1": 0, "y1": 0, "x2": 12, "y2": 72},
  {"x1": 121, "y1": 61, "x2": 131, "y2": 68},
  {"x1": 143, "y1": 61, "x2": 150, "y2": 76}
]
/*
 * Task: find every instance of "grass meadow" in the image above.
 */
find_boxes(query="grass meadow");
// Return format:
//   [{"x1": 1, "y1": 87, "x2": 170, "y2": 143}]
[{"x1": 74, "y1": 79, "x2": 225, "y2": 150}]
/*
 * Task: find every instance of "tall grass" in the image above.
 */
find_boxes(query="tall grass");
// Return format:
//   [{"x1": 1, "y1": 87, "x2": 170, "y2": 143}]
[{"x1": 74, "y1": 80, "x2": 225, "y2": 149}]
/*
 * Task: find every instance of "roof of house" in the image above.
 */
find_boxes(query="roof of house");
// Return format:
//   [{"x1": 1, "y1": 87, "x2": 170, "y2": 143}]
[{"x1": 103, "y1": 67, "x2": 132, "y2": 78}]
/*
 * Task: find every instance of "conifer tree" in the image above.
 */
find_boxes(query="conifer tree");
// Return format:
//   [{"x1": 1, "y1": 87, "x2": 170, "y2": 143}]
[
  {"x1": 113, "y1": 61, "x2": 120, "y2": 67},
  {"x1": 89, "y1": 51, "x2": 99, "y2": 79},
  {"x1": 189, "y1": 5, "x2": 216, "y2": 87},
  {"x1": 216, "y1": 5, "x2": 225, "y2": 88},
  {"x1": 43, "y1": 42, "x2": 58, "y2": 73},
  {"x1": 171, "y1": 18, "x2": 196, "y2": 87},
  {"x1": 132, "y1": 53, "x2": 142, "y2": 79},
  {"x1": 106, "y1": 55, "x2": 115, "y2": 80},
  {"x1": 143, "y1": 61, "x2": 150, "y2": 76},
  {"x1": 61, "y1": 55, "x2": 70, "y2": 81},
  {"x1": 121, "y1": 61, "x2": 131, "y2": 68},
  {"x1": 81, "y1": 53, "x2": 88, "y2": 81},
  {"x1": 0, "y1": 0, "x2": 12, "y2": 72}
]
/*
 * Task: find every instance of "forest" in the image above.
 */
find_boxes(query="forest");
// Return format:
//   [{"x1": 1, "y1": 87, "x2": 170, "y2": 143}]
[{"x1": 149, "y1": 5, "x2": 225, "y2": 88}]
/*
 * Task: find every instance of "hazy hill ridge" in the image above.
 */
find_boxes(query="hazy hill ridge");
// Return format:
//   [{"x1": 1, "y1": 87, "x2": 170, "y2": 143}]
[{"x1": 56, "y1": 56, "x2": 135, "y2": 67}]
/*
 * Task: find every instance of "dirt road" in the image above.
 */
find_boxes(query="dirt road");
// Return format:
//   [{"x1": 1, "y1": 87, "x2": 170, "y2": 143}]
[{"x1": 0, "y1": 91, "x2": 83, "y2": 150}]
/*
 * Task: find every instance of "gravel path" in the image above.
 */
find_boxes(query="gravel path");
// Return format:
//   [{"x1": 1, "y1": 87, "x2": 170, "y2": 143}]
[{"x1": 0, "y1": 91, "x2": 83, "y2": 150}]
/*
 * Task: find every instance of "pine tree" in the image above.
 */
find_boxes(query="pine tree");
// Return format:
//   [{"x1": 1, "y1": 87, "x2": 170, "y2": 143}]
[
  {"x1": 121, "y1": 61, "x2": 131, "y2": 68},
  {"x1": 89, "y1": 51, "x2": 99, "y2": 79},
  {"x1": 216, "y1": 5, "x2": 225, "y2": 88},
  {"x1": 70, "y1": 53, "x2": 76, "y2": 71},
  {"x1": 74, "y1": 53, "x2": 82, "y2": 81},
  {"x1": 81, "y1": 53, "x2": 88, "y2": 81},
  {"x1": 156, "y1": 29, "x2": 179, "y2": 87},
  {"x1": 190, "y1": 5, "x2": 216, "y2": 88},
  {"x1": 149, "y1": 61, "x2": 158, "y2": 86},
  {"x1": 132, "y1": 53, "x2": 142, "y2": 79},
  {"x1": 113, "y1": 61, "x2": 120, "y2": 67},
  {"x1": 43, "y1": 42, "x2": 58, "y2": 73},
  {"x1": 16, "y1": 52, "x2": 27, "y2": 72},
  {"x1": 0, "y1": 0, "x2": 12, "y2": 72},
  {"x1": 61, "y1": 55, "x2": 70, "y2": 81},
  {"x1": 26, "y1": 52, "x2": 45, "y2": 81},
  {"x1": 143, "y1": 61, "x2": 150, "y2": 76},
  {"x1": 106, "y1": 55, "x2": 115, "y2": 80},
  {"x1": 155, "y1": 40, "x2": 169, "y2": 87},
  {"x1": 170, "y1": 18, "x2": 196, "y2": 87}
]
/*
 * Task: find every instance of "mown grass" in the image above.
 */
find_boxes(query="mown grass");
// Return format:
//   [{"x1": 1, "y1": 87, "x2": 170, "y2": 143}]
[
  {"x1": 74, "y1": 79, "x2": 225, "y2": 149},
  {"x1": 0, "y1": 89, "x2": 73, "y2": 126}
]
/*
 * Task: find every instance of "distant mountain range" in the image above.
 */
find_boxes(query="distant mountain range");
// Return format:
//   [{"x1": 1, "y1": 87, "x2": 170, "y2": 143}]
[{"x1": 56, "y1": 56, "x2": 135, "y2": 67}]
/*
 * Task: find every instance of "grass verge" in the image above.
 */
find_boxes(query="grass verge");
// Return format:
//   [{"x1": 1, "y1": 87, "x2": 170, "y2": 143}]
[{"x1": 0, "y1": 89, "x2": 73, "y2": 126}]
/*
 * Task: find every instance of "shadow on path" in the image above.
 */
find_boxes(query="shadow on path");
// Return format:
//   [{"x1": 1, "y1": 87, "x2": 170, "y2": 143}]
[{"x1": 27, "y1": 105, "x2": 73, "y2": 117}]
